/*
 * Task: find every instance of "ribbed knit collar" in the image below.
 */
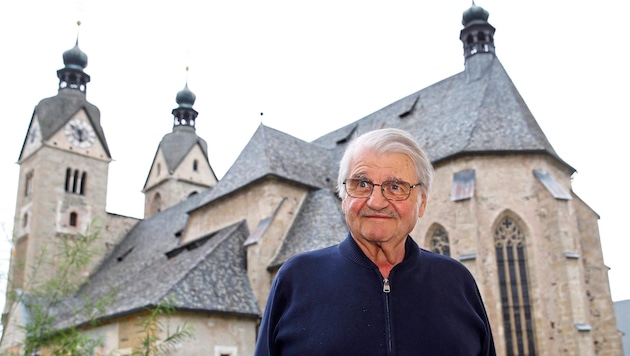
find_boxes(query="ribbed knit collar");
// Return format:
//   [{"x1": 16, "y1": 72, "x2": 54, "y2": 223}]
[{"x1": 338, "y1": 233, "x2": 420, "y2": 272}]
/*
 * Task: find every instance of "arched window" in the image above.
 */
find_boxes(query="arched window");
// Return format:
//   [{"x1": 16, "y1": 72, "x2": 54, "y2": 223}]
[
  {"x1": 152, "y1": 192, "x2": 162, "y2": 215},
  {"x1": 80, "y1": 172, "x2": 87, "y2": 195},
  {"x1": 193, "y1": 159, "x2": 198, "y2": 172},
  {"x1": 69, "y1": 212, "x2": 78, "y2": 227},
  {"x1": 495, "y1": 216, "x2": 536, "y2": 355},
  {"x1": 72, "y1": 170, "x2": 79, "y2": 193},
  {"x1": 65, "y1": 168, "x2": 87, "y2": 195},
  {"x1": 428, "y1": 225, "x2": 450, "y2": 256},
  {"x1": 65, "y1": 168, "x2": 72, "y2": 192}
]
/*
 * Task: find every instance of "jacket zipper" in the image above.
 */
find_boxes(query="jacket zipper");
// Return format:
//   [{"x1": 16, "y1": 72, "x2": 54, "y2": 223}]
[{"x1": 383, "y1": 278, "x2": 392, "y2": 354}]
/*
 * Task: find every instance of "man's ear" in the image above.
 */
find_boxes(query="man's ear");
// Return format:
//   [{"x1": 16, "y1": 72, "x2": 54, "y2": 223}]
[{"x1": 417, "y1": 193, "x2": 427, "y2": 218}]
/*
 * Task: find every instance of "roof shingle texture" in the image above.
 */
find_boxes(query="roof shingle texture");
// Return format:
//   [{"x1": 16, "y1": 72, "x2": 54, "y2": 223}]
[
  {"x1": 312, "y1": 54, "x2": 569, "y2": 171},
  {"x1": 158, "y1": 125, "x2": 209, "y2": 174},
  {"x1": 54, "y1": 190, "x2": 260, "y2": 329}
]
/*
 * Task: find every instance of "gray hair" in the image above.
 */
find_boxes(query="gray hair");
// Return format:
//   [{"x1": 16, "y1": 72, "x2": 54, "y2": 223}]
[{"x1": 337, "y1": 128, "x2": 434, "y2": 199}]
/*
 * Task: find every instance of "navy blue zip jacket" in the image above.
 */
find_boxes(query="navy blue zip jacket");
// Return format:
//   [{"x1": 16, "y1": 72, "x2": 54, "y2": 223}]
[{"x1": 255, "y1": 234, "x2": 496, "y2": 355}]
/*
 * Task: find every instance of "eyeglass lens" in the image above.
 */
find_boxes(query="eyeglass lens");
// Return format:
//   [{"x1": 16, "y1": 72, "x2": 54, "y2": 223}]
[{"x1": 345, "y1": 179, "x2": 411, "y2": 200}]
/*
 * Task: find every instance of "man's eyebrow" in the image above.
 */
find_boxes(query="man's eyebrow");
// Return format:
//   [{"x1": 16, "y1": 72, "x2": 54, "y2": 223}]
[
  {"x1": 351, "y1": 173, "x2": 369, "y2": 179},
  {"x1": 350, "y1": 174, "x2": 406, "y2": 181}
]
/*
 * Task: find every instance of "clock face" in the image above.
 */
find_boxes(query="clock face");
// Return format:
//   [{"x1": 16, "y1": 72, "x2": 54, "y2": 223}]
[{"x1": 65, "y1": 118, "x2": 96, "y2": 148}]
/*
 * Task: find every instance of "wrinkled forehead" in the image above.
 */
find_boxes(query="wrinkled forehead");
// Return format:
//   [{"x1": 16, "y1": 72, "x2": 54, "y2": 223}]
[{"x1": 348, "y1": 149, "x2": 417, "y2": 180}]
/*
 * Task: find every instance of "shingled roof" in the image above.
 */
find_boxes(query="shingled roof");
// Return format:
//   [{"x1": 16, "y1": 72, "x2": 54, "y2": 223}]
[
  {"x1": 53, "y1": 124, "x2": 348, "y2": 328},
  {"x1": 53, "y1": 190, "x2": 260, "y2": 329},
  {"x1": 155, "y1": 125, "x2": 210, "y2": 175},
  {"x1": 19, "y1": 89, "x2": 110, "y2": 160},
  {"x1": 313, "y1": 48, "x2": 573, "y2": 173},
  {"x1": 194, "y1": 124, "x2": 339, "y2": 210}
]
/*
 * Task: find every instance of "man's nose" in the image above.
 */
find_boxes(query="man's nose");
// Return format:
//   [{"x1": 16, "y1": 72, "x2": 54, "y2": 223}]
[{"x1": 367, "y1": 186, "x2": 389, "y2": 209}]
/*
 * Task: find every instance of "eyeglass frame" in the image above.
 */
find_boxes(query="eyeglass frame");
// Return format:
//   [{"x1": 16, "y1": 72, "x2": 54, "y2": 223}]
[{"x1": 342, "y1": 178, "x2": 423, "y2": 201}]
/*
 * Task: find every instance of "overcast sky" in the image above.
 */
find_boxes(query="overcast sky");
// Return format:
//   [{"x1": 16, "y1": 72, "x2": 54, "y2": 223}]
[{"x1": 1, "y1": 0, "x2": 628, "y2": 317}]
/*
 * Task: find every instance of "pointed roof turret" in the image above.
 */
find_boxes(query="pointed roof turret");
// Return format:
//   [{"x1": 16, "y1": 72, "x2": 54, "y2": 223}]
[
  {"x1": 159, "y1": 80, "x2": 206, "y2": 173},
  {"x1": 57, "y1": 21, "x2": 91, "y2": 93},
  {"x1": 460, "y1": 3, "x2": 496, "y2": 59},
  {"x1": 142, "y1": 76, "x2": 218, "y2": 215},
  {"x1": 172, "y1": 67, "x2": 198, "y2": 129}
]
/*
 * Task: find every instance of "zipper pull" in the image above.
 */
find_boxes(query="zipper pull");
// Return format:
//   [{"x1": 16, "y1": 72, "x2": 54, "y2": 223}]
[{"x1": 383, "y1": 278, "x2": 391, "y2": 293}]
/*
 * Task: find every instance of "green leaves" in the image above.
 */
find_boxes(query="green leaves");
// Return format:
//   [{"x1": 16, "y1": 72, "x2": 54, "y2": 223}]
[
  {"x1": 132, "y1": 296, "x2": 195, "y2": 356},
  {"x1": 1, "y1": 220, "x2": 194, "y2": 356}
]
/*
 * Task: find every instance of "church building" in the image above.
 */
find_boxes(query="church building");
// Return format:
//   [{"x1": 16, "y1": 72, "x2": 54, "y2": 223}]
[{"x1": 1, "y1": 4, "x2": 622, "y2": 355}]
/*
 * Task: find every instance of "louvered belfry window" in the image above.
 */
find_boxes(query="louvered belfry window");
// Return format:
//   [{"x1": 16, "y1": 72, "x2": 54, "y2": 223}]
[{"x1": 495, "y1": 217, "x2": 536, "y2": 355}]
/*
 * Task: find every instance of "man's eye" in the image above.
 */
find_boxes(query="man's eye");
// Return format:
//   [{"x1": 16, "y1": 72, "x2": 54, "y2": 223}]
[
  {"x1": 389, "y1": 183, "x2": 401, "y2": 191},
  {"x1": 357, "y1": 181, "x2": 370, "y2": 188}
]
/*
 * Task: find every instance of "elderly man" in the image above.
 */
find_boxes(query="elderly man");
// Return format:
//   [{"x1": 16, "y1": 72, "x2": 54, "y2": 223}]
[{"x1": 255, "y1": 128, "x2": 495, "y2": 355}]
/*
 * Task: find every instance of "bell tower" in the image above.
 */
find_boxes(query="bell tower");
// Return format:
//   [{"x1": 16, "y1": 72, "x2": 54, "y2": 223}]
[
  {"x1": 8, "y1": 34, "x2": 112, "y2": 292},
  {"x1": 143, "y1": 77, "x2": 218, "y2": 218},
  {"x1": 460, "y1": 3, "x2": 496, "y2": 58}
]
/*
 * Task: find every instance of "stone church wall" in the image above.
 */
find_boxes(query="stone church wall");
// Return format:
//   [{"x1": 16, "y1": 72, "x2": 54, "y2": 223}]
[{"x1": 411, "y1": 153, "x2": 617, "y2": 355}]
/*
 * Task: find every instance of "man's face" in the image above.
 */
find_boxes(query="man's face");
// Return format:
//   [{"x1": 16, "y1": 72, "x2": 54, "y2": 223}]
[{"x1": 341, "y1": 150, "x2": 427, "y2": 247}]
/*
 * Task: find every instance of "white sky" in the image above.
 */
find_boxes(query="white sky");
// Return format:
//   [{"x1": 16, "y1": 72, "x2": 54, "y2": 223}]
[{"x1": 1, "y1": 0, "x2": 628, "y2": 319}]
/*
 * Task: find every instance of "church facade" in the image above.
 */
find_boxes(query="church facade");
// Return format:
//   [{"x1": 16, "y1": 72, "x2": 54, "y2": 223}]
[{"x1": 1, "y1": 4, "x2": 622, "y2": 356}]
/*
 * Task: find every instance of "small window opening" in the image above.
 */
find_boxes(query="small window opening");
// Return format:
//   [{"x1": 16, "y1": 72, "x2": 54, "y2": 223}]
[
  {"x1": 80, "y1": 171, "x2": 87, "y2": 195},
  {"x1": 25, "y1": 171, "x2": 34, "y2": 197},
  {"x1": 72, "y1": 170, "x2": 79, "y2": 193},
  {"x1": 65, "y1": 168, "x2": 87, "y2": 195},
  {"x1": 69, "y1": 212, "x2": 78, "y2": 227},
  {"x1": 65, "y1": 168, "x2": 72, "y2": 192}
]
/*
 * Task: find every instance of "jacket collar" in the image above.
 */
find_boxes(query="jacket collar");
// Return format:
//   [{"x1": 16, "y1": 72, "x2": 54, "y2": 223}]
[{"x1": 339, "y1": 233, "x2": 421, "y2": 271}]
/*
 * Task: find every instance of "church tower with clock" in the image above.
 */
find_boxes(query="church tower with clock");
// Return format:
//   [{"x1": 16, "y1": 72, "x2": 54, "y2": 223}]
[{"x1": 9, "y1": 38, "x2": 115, "y2": 290}]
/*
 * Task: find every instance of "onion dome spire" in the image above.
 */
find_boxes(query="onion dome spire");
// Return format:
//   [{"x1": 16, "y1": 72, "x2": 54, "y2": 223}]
[
  {"x1": 57, "y1": 21, "x2": 91, "y2": 93},
  {"x1": 459, "y1": 2, "x2": 496, "y2": 59},
  {"x1": 172, "y1": 67, "x2": 199, "y2": 129}
]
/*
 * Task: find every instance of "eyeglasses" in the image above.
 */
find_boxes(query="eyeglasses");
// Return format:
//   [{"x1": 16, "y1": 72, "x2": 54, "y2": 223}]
[{"x1": 343, "y1": 178, "x2": 422, "y2": 201}]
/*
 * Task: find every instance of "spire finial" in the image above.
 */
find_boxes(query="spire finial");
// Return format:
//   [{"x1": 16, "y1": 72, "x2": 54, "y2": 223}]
[{"x1": 75, "y1": 20, "x2": 81, "y2": 45}]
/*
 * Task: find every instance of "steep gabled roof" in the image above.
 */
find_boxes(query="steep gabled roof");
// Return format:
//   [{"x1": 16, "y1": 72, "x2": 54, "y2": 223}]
[
  {"x1": 22, "y1": 89, "x2": 110, "y2": 159},
  {"x1": 194, "y1": 124, "x2": 338, "y2": 210},
  {"x1": 53, "y1": 190, "x2": 259, "y2": 329},
  {"x1": 313, "y1": 53, "x2": 573, "y2": 172},
  {"x1": 157, "y1": 124, "x2": 210, "y2": 174}
]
